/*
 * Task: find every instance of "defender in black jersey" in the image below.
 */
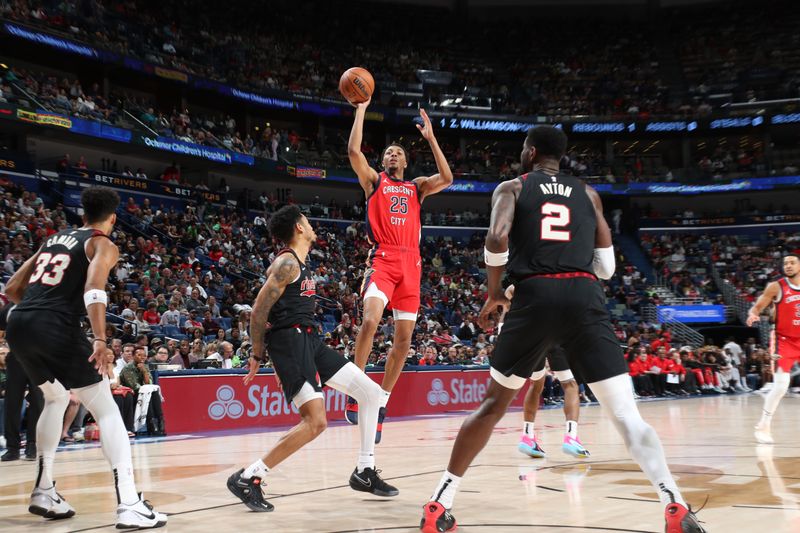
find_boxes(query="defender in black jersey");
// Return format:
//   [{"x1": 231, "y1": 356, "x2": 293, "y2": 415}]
[
  {"x1": 4, "y1": 186, "x2": 166, "y2": 528},
  {"x1": 228, "y1": 205, "x2": 397, "y2": 514},
  {"x1": 421, "y1": 127, "x2": 705, "y2": 533}
]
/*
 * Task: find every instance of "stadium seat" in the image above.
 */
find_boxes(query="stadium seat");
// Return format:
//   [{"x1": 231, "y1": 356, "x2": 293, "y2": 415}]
[{"x1": 164, "y1": 326, "x2": 182, "y2": 338}]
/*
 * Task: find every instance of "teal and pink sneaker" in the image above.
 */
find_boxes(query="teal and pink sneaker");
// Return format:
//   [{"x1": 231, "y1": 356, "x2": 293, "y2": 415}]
[
  {"x1": 518, "y1": 435, "x2": 546, "y2": 458},
  {"x1": 562, "y1": 435, "x2": 590, "y2": 458}
]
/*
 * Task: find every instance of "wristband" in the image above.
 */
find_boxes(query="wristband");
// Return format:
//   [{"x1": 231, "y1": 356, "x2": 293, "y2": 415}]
[
  {"x1": 84, "y1": 289, "x2": 108, "y2": 309},
  {"x1": 484, "y1": 247, "x2": 509, "y2": 267}
]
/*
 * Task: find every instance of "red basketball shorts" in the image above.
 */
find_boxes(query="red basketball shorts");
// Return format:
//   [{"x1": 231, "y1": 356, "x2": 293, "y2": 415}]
[
  {"x1": 775, "y1": 334, "x2": 800, "y2": 373},
  {"x1": 360, "y1": 244, "x2": 421, "y2": 320}
]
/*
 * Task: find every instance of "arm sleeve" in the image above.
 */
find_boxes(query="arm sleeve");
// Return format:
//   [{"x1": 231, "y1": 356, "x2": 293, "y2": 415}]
[{"x1": 592, "y1": 246, "x2": 616, "y2": 280}]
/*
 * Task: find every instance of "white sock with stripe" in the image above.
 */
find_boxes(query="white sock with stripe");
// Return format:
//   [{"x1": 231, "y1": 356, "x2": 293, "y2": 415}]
[
  {"x1": 242, "y1": 459, "x2": 269, "y2": 480},
  {"x1": 431, "y1": 470, "x2": 461, "y2": 509}
]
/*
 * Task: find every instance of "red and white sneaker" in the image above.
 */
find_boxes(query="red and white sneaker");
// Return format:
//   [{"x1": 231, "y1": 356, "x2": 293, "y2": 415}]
[
  {"x1": 420, "y1": 501, "x2": 457, "y2": 533},
  {"x1": 665, "y1": 503, "x2": 706, "y2": 533}
]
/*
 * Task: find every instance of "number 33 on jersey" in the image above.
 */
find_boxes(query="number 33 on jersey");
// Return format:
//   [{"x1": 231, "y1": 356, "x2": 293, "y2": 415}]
[{"x1": 16, "y1": 228, "x2": 112, "y2": 318}]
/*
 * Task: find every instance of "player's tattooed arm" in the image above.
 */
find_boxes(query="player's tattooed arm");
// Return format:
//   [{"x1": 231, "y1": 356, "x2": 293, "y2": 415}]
[
  {"x1": 747, "y1": 281, "x2": 780, "y2": 326},
  {"x1": 249, "y1": 255, "x2": 301, "y2": 361}
]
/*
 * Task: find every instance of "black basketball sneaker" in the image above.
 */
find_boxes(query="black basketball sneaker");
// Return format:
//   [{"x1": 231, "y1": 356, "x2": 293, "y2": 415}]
[
  {"x1": 420, "y1": 501, "x2": 456, "y2": 532},
  {"x1": 348, "y1": 467, "x2": 399, "y2": 497},
  {"x1": 226, "y1": 469, "x2": 274, "y2": 512}
]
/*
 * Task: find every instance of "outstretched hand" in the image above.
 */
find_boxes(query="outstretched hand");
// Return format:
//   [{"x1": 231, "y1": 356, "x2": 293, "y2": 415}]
[
  {"x1": 416, "y1": 108, "x2": 434, "y2": 141},
  {"x1": 354, "y1": 97, "x2": 371, "y2": 110}
]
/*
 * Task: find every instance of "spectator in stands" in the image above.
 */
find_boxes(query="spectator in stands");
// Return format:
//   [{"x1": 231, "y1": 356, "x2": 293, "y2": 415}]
[
  {"x1": 207, "y1": 341, "x2": 235, "y2": 369},
  {"x1": 169, "y1": 339, "x2": 197, "y2": 369},
  {"x1": 184, "y1": 310, "x2": 203, "y2": 333},
  {"x1": 190, "y1": 339, "x2": 206, "y2": 361},
  {"x1": 151, "y1": 345, "x2": 170, "y2": 366},
  {"x1": 119, "y1": 346, "x2": 164, "y2": 435},
  {"x1": 630, "y1": 351, "x2": 655, "y2": 396},
  {"x1": 143, "y1": 302, "x2": 160, "y2": 325},
  {"x1": 160, "y1": 302, "x2": 181, "y2": 327}
]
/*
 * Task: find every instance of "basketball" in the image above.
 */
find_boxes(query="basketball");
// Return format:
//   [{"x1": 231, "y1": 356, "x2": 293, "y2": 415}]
[{"x1": 339, "y1": 67, "x2": 374, "y2": 105}]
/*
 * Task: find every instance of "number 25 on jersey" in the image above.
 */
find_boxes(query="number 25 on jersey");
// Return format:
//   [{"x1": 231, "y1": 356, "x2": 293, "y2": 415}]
[{"x1": 541, "y1": 202, "x2": 571, "y2": 241}]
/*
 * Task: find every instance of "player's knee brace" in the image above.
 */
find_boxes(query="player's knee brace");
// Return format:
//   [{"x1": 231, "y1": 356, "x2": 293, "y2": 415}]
[
  {"x1": 39, "y1": 379, "x2": 70, "y2": 407},
  {"x1": 327, "y1": 362, "x2": 380, "y2": 405}
]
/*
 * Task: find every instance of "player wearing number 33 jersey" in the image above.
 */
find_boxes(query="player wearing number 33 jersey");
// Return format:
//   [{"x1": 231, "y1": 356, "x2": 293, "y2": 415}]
[{"x1": 8, "y1": 226, "x2": 113, "y2": 389}]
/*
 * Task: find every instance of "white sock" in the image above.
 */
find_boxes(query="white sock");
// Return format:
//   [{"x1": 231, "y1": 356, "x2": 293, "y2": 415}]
[
  {"x1": 113, "y1": 464, "x2": 138, "y2": 505},
  {"x1": 431, "y1": 470, "x2": 462, "y2": 509},
  {"x1": 379, "y1": 389, "x2": 391, "y2": 408},
  {"x1": 326, "y1": 363, "x2": 380, "y2": 470},
  {"x1": 74, "y1": 378, "x2": 139, "y2": 505},
  {"x1": 523, "y1": 421, "x2": 535, "y2": 438},
  {"x1": 760, "y1": 372, "x2": 790, "y2": 428},
  {"x1": 36, "y1": 381, "x2": 70, "y2": 490},
  {"x1": 243, "y1": 459, "x2": 269, "y2": 479},
  {"x1": 590, "y1": 374, "x2": 686, "y2": 508},
  {"x1": 357, "y1": 452, "x2": 375, "y2": 473},
  {"x1": 565, "y1": 420, "x2": 578, "y2": 439}
]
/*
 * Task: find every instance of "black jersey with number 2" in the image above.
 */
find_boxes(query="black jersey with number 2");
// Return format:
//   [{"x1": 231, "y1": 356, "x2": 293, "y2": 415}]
[
  {"x1": 506, "y1": 171, "x2": 596, "y2": 281},
  {"x1": 15, "y1": 228, "x2": 110, "y2": 318},
  {"x1": 268, "y1": 249, "x2": 317, "y2": 330}
]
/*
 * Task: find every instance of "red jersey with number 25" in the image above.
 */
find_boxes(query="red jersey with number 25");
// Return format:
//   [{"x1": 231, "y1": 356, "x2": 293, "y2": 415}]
[
  {"x1": 365, "y1": 172, "x2": 422, "y2": 249},
  {"x1": 775, "y1": 277, "x2": 800, "y2": 339}
]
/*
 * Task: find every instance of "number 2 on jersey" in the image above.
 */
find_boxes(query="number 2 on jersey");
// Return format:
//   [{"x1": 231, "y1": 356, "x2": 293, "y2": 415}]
[
  {"x1": 28, "y1": 252, "x2": 72, "y2": 286},
  {"x1": 541, "y1": 202, "x2": 571, "y2": 241}
]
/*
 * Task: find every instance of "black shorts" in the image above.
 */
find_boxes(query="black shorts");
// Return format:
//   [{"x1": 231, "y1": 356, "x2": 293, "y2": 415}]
[
  {"x1": 536, "y1": 347, "x2": 570, "y2": 373},
  {"x1": 492, "y1": 276, "x2": 628, "y2": 386},
  {"x1": 5, "y1": 308, "x2": 101, "y2": 390},
  {"x1": 267, "y1": 326, "x2": 348, "y2": 404}
]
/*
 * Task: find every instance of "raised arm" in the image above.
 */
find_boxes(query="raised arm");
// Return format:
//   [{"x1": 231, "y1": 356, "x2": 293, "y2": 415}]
[
  {"x1": 85, "y1": 237, "x2": 119, "y2": 376},
  {"x1": 413, "y1": 109, "x2": 454, "y2": 201},
  {"x1": 5, "y1": 248, "x2": 42, "y2": 303},
  {"x1": 747, "y1": 281, "x2": 780, "y2": 326},
  {"x1": 586, "y1": 185, "x2": 615, "y2": 280},
  {"x1": 478, "y1": 179, "x2": 520, "y2": 329},
  {"x1": 347, "y1": 99, "x2": 380, "y2": 196},
  {"x1": 244, "y1": 254, "x2": 301, "y2": 384}
]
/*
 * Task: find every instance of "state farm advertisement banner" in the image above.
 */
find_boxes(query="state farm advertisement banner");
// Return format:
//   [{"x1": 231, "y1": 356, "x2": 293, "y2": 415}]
[{"x1": 159, "y1": 369, "x2": 528, "y2": 433}]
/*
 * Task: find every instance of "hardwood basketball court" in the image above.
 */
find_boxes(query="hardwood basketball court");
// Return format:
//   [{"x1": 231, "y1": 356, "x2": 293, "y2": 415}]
[{"x1": 1, "y1": 394, "x2": 798, "y2": 532}]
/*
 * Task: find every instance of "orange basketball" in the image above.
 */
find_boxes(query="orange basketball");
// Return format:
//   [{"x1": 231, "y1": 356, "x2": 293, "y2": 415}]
[{"x1": 339, "y1": 67, "x2": 375, "y2": 105}]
